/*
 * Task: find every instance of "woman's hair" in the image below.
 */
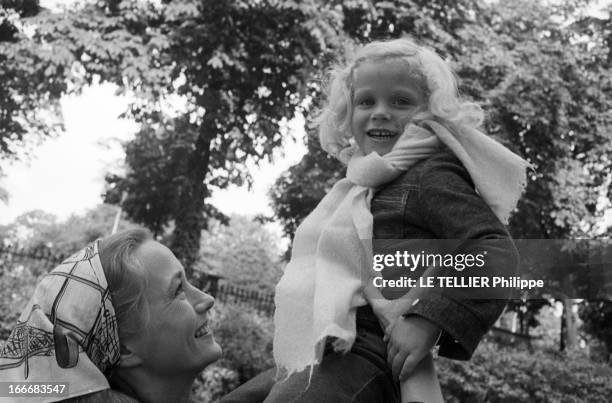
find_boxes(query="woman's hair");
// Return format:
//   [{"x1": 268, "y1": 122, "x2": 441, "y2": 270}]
[
  {"x1": 313, "y1": 37, "x2": 484, "y2": 162},
  {"x1": 98, "y1": 228, "x2": 152, "y2": 341}
]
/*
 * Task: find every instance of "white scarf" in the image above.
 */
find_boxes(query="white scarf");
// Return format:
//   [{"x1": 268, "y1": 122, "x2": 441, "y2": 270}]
[{"x1": 273, "y1": 120, "x2": 530, "y2": 381}]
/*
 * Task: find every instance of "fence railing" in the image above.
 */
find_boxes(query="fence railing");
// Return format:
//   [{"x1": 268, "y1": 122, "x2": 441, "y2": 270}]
[
  {"x1": 0, "y1": 244, "x2": 276, "y2": 316},
  {"x1": 0, "y1": 244, "x2": 68, "y2": 276},
  {"x1": 213, "y1": 282, "x2": 275, "y2": 316}
]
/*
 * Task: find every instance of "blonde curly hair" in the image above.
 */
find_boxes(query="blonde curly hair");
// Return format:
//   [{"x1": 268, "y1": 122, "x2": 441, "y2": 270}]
[{"x1": 313, "y1": 37, "x2": 483, "y2": 163}]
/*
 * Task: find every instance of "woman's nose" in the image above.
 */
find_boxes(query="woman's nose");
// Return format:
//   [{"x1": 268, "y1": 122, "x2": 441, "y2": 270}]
[{"x1": 192, "y1": 290, "x2": 215, "y2": 313}]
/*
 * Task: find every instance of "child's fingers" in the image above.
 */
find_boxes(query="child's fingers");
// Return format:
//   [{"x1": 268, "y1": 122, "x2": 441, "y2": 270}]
[
  {"x1": 363, "y1": 282, "x2": 384, "y2": 301},
  {"x1": 383, "y1": 323, "x2": 394, "y2": 342},
  {"x1": 391, "y1": 350, "x2": 410, "y2": 380},
  {"x1": 398, "y1": 354, "x2": 420, "y2": 381},
  {"x1": 386, "y1": 341, "x2": 396, "y2": 365}
]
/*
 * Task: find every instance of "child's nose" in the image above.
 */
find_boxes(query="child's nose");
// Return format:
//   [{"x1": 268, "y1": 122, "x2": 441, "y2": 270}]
[{"x1": 371, "y1": 105, "x2": 390, "y2": 121}]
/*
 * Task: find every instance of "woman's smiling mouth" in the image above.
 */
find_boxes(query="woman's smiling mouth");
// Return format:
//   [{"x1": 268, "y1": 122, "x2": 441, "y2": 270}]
[{"x1": 194, "y1": 321, "x2": 211, "y2": 338}]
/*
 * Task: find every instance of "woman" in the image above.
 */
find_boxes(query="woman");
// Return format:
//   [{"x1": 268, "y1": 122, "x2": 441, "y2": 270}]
[{"x1": 0, "y1": 228, "x2": 222, "y2": 403}]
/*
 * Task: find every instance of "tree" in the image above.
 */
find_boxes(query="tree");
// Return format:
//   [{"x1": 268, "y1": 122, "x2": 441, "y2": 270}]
[
  {"x1": 198, "y1": 215, "x2": 283, "y2": 293},
  {"x1": 579, "y1": 301, "x2": 612, "y2": 359},
  {"x1": 68, "y1": 0, "x2": 344, "y2": 274},
  {"x1": 269, "y1": 128, "x2": 344, "y2": 244},
  {"x1": 466, "y1": 0, "x2": 612, "y2": 350},
  {"x1": 0, "y1": 204, "x2": 140, "y2": 256},
  {"x1": 0, "y1": 0, "x2": 67, "y2": 162}
]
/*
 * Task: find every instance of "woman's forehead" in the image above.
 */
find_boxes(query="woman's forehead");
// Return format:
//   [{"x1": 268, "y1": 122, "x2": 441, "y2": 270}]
[{"x1": 135, "y1": 241, "x2": 183, "y2": 282}]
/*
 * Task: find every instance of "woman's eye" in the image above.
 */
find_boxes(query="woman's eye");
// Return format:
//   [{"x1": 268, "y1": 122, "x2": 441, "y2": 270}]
[{"x1": 176, "y1": 282, "x2": 185, "y2": 297}]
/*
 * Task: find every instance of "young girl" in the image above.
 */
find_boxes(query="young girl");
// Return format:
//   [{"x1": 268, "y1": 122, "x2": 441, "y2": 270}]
[{"x1": 268, "y1": 38, "x2": 529, "y2": 403}]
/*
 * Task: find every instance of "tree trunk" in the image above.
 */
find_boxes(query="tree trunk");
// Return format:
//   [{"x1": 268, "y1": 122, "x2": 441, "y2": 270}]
[
  {"x1": 560, "y1": 304, "x2": 565, "y2": 351},
  {"x1": 171, "y1": 191, "x2": 207, "y2": 279},
  {"x1": 560, "y1": 275, "x2": 578, "y2": 351},
  {"x1": 563, "y1": 298, "x2": 578, "y2": 350},
  {"x1": 170, "y1": 93, "x2": 217, "y2": 280}
]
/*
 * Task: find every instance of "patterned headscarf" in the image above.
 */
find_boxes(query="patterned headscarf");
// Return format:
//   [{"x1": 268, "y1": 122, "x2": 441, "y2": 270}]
[{"x1": 0, "y1": 241, "x2": 120, "y2": 402}]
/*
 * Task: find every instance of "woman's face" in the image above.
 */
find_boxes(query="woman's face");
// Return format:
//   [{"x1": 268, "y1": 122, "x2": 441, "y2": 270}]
[
  {"x1": 350, "y1": 60, "x2": 427, "y2": 156},
  {"x1": 128, "y1": 240, "x2": 222, "y2": 375}
]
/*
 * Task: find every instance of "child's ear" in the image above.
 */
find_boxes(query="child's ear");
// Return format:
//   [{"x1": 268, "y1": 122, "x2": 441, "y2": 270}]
[{"x1": 118, "y1": 344, "x2": 143, "y2": 368}]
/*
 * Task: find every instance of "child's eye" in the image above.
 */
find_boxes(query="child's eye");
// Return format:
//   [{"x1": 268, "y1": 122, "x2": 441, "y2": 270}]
[
  {"x1": 394, "y1": 97, "x2": 414, "y2": 106},
  {"x1": 355, "y1": 97, "x2": 374, "y2": 106}
]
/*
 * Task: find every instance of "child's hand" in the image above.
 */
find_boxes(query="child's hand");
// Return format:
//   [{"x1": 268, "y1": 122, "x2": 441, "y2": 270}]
[
  {"x1": 386, "y1": 315, "x2": 441, "y2": 381},
  {"x1": 364, "y1": 293, "x2": 409, "y2": 332},
  {"x1": 363, "y1": 283, "x2": 418, "y2": 333}
]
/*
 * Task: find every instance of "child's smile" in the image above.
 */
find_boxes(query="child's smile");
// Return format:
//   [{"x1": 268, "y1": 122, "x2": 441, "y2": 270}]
[
  {"x1": 366, "y1": 128, "x2": 399, "y2": 141},
  {"x1": 351, "y1": 60, "x2": 426, "y2": 156}
]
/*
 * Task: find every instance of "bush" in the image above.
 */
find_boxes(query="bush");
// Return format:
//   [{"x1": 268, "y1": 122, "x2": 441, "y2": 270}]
[
  {"x1": 437, "y1": 342, "x2": 612, "y2": 402},
  {"x1": 0, "y1": 263, "x2": 39, "y2": 341},
  {"x1": 191, "y1": 364, "x2": 240, "y2": 403},
  {"x1": 210, "y1": 302, "x2": 275, "y2": 383},
  {"x1": 188, "y1": 303, "x2": 274, "y2": 402}
]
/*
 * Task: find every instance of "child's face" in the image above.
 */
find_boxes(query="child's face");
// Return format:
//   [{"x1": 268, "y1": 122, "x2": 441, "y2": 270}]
[{"x1": 351, "y1": 60, "x2": 426, "y2": 156}]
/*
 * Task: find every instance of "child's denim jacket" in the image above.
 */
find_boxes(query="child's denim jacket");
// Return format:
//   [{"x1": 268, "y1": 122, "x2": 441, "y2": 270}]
[{"x1": 361, "y1": 149, "x2": 519, "y2": 360}]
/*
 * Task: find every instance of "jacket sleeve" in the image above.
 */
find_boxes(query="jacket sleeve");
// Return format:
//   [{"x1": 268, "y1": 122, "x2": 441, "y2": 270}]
[{"x1": 401, "y1": 155, "x2": 519, "y2": 360}]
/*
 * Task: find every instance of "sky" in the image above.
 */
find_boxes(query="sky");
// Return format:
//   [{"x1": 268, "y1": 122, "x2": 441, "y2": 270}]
[{"x1": 0, "y1": 83, "x2": 308, "y2": 228}]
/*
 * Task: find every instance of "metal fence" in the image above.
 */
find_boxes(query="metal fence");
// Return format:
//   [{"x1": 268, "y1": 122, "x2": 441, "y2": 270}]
[
  {"x1": 212, "y1": 282, "x2": 275, "y2": 316},
  {"x1": 0, "y1": 244, "x2": 68, "y2": 277},
  {"x1": 0, "y1": 244, "x2": 276, "y2": 316}
]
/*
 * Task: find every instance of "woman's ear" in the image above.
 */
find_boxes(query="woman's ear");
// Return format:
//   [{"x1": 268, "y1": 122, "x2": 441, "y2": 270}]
[{"x1": 118, "y1": 344, "x2": 143, "y2": 368}]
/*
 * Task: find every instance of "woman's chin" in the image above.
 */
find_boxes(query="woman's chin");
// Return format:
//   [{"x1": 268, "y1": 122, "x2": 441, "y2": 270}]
[
  {"x1": 208, "y1": 340, "x2": 223, "y2": 363},
  {"x1": 195, "y1": 337, "x2": 223, "y2": 368}
]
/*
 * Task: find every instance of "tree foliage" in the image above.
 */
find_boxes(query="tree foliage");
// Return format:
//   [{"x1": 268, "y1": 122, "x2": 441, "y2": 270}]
[
  {"x1": 4, "y1": 0, "x2": 341, "y2": 273},
  {"x1": 0, "y1": 204, "x2": 139, "y2": 256},
  {"x1": 464, "y1": 0, "x2": 612, "y2": 348},
  {"x1": 460, "y1": 1, "x2": 612, "y2": 240},
  {"x1": 198, "y1": 215, "x2": 283, "y2": 293},
  {"x1": 579, "y1": 300, "x2": 612, "y2": 357},
  {"x1": 0, "y1": 0, "x2": 67, "y2": 161},
  {"x1": 269, "y1": 129, "x2": 344, "y2": 243}
]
